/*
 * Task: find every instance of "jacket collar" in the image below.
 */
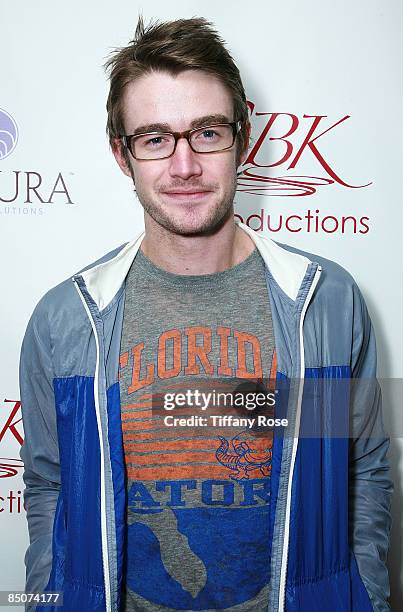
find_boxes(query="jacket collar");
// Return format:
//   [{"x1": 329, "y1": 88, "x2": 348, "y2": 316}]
[{"x1": 78, "y1": 220, "x2": 313, "y2": 311}]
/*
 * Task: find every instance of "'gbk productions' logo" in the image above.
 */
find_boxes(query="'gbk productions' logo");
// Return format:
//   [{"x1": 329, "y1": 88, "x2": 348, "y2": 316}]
[
  {"x1": 235, "y1": 103, "x2": 372, "y2": 235},
  {"x1": 0, "y1": 399, "x2": 24, "y2": 479},
  {"x1": 0, "y1": 108, "x2": 18, "y2": 160},
  {"x1": 238, "y1": 104, "x2": 371, "y2": 198}
]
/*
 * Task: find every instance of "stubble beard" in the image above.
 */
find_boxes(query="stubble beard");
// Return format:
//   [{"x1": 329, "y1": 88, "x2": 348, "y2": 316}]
[{"x1": 133, "y1": 173, "x2": 238, "y2": 237}]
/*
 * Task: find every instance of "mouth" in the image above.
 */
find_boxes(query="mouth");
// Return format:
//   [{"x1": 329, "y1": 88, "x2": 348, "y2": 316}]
[{"x1": 161, "y1": 190, "x2": 212, "y2": 201}]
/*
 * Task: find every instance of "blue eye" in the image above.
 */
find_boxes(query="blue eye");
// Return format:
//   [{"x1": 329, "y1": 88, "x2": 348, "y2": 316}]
[
  {"x1": 201, "y1": 129, "x2": 218, "y2": 139},
  {"x1": 146, "y1": 136, "x2": 164, "y2": 146}
]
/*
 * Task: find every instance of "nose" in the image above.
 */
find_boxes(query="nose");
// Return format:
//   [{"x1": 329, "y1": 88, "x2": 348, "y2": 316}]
[{"x1": 168, "y1": 136, "x2": 202, "y2": 180}]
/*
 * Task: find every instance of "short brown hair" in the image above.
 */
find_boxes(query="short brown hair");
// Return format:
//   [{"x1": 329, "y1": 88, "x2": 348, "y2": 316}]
[{"x1": 104, "y1": 16, "x2": 250, "y2": 166}]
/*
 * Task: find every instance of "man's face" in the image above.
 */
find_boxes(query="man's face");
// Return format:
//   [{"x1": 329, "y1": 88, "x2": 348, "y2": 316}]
[{"x1": 113, "y1": 69, "x2": 246, "y2": 236}]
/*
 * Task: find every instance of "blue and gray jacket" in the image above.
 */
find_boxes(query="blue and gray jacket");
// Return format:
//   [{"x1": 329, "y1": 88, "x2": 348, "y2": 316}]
[{"x1": 19, "y1": 221, "x2": 393, "y2": 611}]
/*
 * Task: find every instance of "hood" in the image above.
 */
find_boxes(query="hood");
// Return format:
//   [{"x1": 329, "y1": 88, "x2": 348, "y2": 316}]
[{"x1": 77, "y1": 220, "x2": 313, "y2": 311}]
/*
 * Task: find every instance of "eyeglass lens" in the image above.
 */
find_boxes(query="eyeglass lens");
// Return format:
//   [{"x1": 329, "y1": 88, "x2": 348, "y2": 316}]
[{"x1": 131, "y1": 125, "x2": 234, "y2": 160}]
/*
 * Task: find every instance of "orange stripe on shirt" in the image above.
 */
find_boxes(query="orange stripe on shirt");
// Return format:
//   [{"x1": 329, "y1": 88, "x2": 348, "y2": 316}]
[
  {"x1": 123, "y1": 438, "x2": 222, "y2": 453},
  {"x1": 125, "y1": 450, "x2": 217, "y2": 466},
  {"x1": 126, "y1": 463, "x2": 269, "y2": 481}
]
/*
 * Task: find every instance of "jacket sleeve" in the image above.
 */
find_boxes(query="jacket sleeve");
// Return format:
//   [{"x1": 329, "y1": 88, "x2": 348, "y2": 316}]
[
  {"x1": 19, "y1": 294, "x2": 61, "y2": 604},
  {"x1": 348, "y1": 282, "x2": 393, "y2": 612}
]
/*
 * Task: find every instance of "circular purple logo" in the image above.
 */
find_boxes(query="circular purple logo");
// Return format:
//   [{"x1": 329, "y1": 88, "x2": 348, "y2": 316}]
[{"x1": 0, "y1": 108, "x2": 18, "y2": 159}]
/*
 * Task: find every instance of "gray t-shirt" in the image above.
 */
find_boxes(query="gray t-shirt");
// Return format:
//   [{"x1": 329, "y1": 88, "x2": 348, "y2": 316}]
[{"x1": 119, "y1": 246, "x2": 277, "y2": 611}]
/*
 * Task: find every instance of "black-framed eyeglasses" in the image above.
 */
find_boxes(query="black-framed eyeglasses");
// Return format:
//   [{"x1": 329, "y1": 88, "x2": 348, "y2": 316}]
[{"x1": 120, "y1": 121, "x2": 242, "y2": 160}]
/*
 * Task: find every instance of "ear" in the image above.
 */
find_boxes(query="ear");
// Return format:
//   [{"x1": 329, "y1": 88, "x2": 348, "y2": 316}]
[
  {"x1": 238, "y1": 121, "x2": 251, "y2": 166},
  {"x1": 111, "y1": 137, "x2": 133, "y2": 178}
]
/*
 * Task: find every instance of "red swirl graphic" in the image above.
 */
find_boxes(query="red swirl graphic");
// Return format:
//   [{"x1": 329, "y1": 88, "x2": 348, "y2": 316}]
[
  {"x1": 237, "y1": 167, "x2": 333, "y2": 197},
  {"x1": 0, "y1": 458, "x2": 24, "y2": 478}
]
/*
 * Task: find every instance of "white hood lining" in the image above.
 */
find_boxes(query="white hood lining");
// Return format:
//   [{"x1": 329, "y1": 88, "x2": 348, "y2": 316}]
[{"x1": 79, "y1": 221, "x2": 311, "y2": 311}]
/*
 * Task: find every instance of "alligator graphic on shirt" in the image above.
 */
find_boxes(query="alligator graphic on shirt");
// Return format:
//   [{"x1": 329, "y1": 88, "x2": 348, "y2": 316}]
[{"x1": 215, "y1": 431, "x2": 272, "y2": 480}]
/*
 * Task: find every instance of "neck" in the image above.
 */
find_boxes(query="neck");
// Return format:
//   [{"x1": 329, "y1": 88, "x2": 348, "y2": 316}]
[{"x1": 140, "y1": 213, "x2": 255, "y2": 275}]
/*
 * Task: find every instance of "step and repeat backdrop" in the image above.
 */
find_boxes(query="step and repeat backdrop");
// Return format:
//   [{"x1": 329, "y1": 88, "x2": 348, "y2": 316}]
[{"x1": 1, "y1": 0, "x2": 402, "y2": 609}]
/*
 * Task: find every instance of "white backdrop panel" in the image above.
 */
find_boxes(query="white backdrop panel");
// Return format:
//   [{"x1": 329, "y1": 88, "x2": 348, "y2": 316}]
[{"x1": 1, "y1": 1, "x2": 402, "y2": 609}]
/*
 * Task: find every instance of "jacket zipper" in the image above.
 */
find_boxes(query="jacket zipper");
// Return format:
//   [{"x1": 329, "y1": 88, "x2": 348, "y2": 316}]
[
  {"x1": 73, "y1": 277, "x2": 113, "y2": 612},
  {"x1": 277, "y1": 264, "x2": 322, "y2": 612}
]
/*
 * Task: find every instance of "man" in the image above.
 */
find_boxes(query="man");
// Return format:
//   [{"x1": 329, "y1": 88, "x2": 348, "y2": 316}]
[{"x1": 20, "y1": 15, "x2": 392, "y2": 612}]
